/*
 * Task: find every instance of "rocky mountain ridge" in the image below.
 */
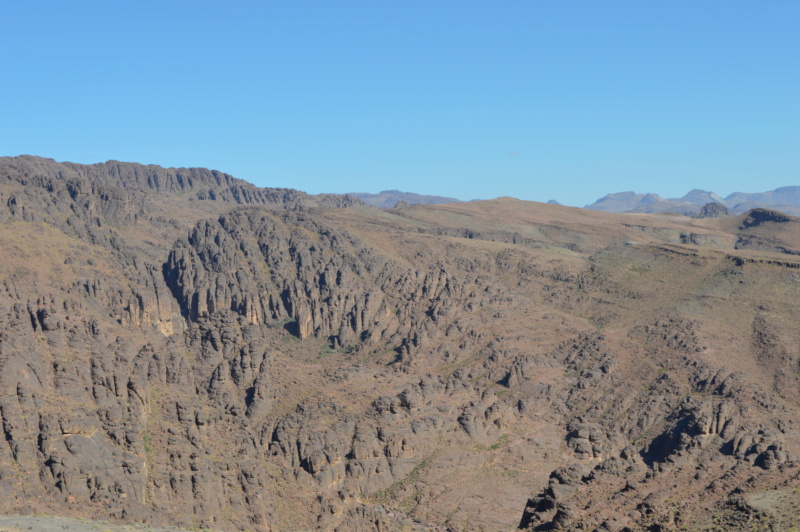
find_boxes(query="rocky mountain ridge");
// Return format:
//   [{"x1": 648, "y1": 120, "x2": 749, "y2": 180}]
[{"x1": 1, "y1": 156, "x2": 799, "y2": 531}]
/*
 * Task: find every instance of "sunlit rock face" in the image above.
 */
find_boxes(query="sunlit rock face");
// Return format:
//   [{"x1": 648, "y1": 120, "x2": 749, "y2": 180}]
[{"x1": 1, "y1": 156, "x2": 800, "y2": 531}]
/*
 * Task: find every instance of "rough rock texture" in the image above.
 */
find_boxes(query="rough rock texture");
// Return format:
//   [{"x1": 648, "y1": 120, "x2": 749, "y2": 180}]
[
  {"x1": 696, "y1": 202, "x2": 730, "y2": 218},
  {"x1": 1, "y1": 156, "x2": 800, "y2": 531}
]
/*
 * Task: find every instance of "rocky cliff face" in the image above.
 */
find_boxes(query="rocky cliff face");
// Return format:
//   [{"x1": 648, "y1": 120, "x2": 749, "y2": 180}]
[
  {"x1": 1, "y1": 156, "x2": 800, "y2": 531},
  {"x1": 1, "y1": 155, "x2": 363, "y2": 209}
]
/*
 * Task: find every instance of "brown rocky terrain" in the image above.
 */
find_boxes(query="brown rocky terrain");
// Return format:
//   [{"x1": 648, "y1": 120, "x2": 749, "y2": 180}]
[{"x1": 1, "y1": 156, "x2": 799, "y2": 531}]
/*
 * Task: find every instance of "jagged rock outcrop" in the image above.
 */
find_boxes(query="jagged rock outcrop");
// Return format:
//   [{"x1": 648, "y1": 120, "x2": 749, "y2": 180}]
[
  {"x1": 1, "y1": 155, "x2": 362, "y2": 209},
  {"x1": 163, "y1": 208, "x2": 491, "y2": 355},
  {"x1": 696, "y1": 201, "x2": 730, "y2": 218},
  {"x1": 2, "y1": 156, "x2": 800, "y2": 531}
]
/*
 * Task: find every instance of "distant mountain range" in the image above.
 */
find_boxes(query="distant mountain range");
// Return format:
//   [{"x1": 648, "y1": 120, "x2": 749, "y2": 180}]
[
  {"x1": 586, "y1": 187, "x2": 800, "y2": 216},
  {"x1": 348, "y1": 190, "x2": 460, "y2": 208},
  {"x1": 351, "y1": 186, "x2": 800, "y2": 216}
]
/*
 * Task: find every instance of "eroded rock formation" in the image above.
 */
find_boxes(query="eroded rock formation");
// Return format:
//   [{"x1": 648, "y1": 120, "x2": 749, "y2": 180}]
[{"x1": 1, "y1": 156, "x2": 799, "y2": 531}]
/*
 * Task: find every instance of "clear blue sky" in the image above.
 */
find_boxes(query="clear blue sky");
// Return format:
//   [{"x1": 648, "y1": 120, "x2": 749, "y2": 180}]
[{"x1": 2, "y1": 1, "x2": 797, "y2": 206}]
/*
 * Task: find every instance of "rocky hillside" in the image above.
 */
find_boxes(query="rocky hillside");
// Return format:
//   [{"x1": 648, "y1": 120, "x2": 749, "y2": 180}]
[{"x1": 1, "y1": 156, "x2": 800, "y2": 531}]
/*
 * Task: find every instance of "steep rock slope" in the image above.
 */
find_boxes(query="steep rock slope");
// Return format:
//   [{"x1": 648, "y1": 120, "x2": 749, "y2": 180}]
[
  {"x1": 1, "y1": 155, "x2": 362, "y2": 210},
  {"x1": 1, "y1": 157, "x2": 800, "y2": 531}
]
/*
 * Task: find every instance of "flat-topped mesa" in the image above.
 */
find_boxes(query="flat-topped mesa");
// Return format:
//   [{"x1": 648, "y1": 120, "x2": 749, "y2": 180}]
[{"x1": 740, "y1": 207, "x2": 795, "y2": 228}]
